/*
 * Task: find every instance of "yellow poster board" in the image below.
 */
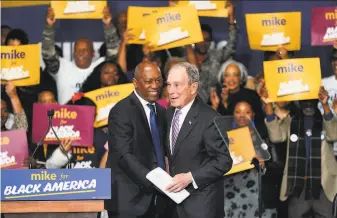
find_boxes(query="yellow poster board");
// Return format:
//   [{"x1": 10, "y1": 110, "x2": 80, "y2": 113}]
[
  {"x1": 263, "y1": 58, "x2": 321, "y2": 102},
  {"x1": 144, "y1": 5, "x2": 203, "y2": 51},
  {"x1": 84, "y1": 83, "x2": 134, "y2": 128},
  {"x1": 0, "y1": 1, "x2": 49, "y2": 8},
  {"x1": 127, "y1": 6, "x2": 162, "y2": 45},
  {"x1": 225, "y1": 127, "x2": 256, "y2": 176},
  {"x1": 51, "y1": 1, "x2": 107, "y2": 19},
  {"x1": 245, "y1": 12, "x2": 301, "y2": 51},
  {"x1": 1, "y1": 44, "x2": 40, "y2": 86},
  {"x1": 172, "y1": 0, "x2": 228, "y2": 17}
]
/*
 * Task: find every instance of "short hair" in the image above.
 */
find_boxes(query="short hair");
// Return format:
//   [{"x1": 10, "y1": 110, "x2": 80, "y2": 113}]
[
  {"x1": 1, "y1": 25, "x2": 11, "y2": 30},
  {"x1": 5, "y1": 28, "x2": 29, "y2": 45},
  {"x1": 170, "y1": 62, "x2": 199, "y2": 84},
  {"x1": 217, "y1": 60, "x2": 248, "y2": 85},
  {"x1": 201, "y1": 24, "x2": 213, "y2": 41},
  {"x1": 74, "y1": 38, "x2": 94, "y2": 52},
  {"x1": 134, "y1": 61, "x2": 161, "y2": 79}
]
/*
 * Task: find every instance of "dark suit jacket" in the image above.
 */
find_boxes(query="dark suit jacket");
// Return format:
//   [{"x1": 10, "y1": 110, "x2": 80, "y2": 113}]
[
  {"x1": 105, "y1": 92, "x2": 167, "y2": 216},
  {"x1": 166, "y1": 96, "x2": 232, "y2": 218}
]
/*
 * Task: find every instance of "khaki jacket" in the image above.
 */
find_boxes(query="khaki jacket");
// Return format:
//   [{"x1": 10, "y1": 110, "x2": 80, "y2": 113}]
[{"x1": 265, "y1": 116, "x2": 337, "y2": 202}]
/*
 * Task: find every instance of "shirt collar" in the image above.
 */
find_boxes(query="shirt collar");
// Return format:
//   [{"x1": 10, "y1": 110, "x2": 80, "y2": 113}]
[
  {"x1": 134, "y1": 90, "x2": 156, "y2": 111},
  {"x1": 175, "y1": 98, "x2": 195, "y2": 115}
]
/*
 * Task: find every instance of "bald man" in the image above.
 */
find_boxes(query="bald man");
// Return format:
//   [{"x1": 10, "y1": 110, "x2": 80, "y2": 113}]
[
  {"x1": 105, "y1": 61, "x2": 168, "y2": 218},
  {"x1": 42, "y1": 7, "x2": 120, "y2": 104}
]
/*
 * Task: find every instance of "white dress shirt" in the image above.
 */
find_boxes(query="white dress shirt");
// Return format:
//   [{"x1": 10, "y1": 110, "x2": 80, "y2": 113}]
[
  {"x1": 169, "y1": 98, "x2": 198, "y2": 189},
  {"x1": 134, "y1": 90, "x2": 155, "y2": 130}
]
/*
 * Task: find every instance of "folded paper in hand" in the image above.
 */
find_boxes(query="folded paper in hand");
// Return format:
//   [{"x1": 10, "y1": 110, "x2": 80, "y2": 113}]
[{"x1": 146, "y1": 167, "x2": 190, "y2": 204}]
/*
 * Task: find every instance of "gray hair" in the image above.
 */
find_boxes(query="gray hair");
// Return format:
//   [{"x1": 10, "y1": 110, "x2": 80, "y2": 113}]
[
  {"x1": 217, "y1": 60, "x2": 248, "y2": 85},
  {"x1": 169, "y1": 62, "x2": 200, "y2": 84}
]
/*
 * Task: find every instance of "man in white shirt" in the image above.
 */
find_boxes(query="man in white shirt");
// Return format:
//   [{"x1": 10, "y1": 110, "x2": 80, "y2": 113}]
[
  {"x1": 42, "y1": 7, "x2": 120, "y2": 104},
  {"x1": 165, "y1": 62, "x2": 232, "y2": 218}
]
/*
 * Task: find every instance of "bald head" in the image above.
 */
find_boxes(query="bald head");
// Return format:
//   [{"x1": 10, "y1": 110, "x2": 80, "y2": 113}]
[
  {"x1": 133, "y1": 61, "x2": 163, "y2": 103},
  {"x1": 134, "y1": 61, "x2": 161, "y2": 79},
  {"x1": 74, "y1": 38, "x2": 94, "y2": 69}
]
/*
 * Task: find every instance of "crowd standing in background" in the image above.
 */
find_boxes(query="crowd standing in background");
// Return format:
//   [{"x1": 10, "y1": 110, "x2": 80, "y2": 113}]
[{"x1": 1, "y1": 1, "x2": 337, "y2": 218}]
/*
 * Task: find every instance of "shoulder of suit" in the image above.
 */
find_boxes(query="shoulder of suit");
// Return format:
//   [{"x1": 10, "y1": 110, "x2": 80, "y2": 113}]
[
  {"x1": 110, "y1": 94, "x2": 133, "y2": 112},
  {"x1": 198, "y1": 99, "x2": 220, "y2": 118}
]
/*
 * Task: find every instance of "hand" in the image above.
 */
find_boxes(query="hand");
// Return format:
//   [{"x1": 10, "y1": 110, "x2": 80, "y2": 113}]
[
  {"x1": 276, "y1": 47, "x2": 289, "y2": 59},
  {"x1": 168, "y1": 0, "x2": 178, "y2": 7},
  {"x1": 22, "y1": 157, "x2": 37, "y2": 168},
  {"x1": 102, "y1": 6, "x2": 112, "y2": 26},
  {"x1": 122, "y1": 29, "x2": 135, "y2": 44},
  {"x1": 5, "y1": 82, "x2": 18, "y2": 99},
  {"x1": 61, "y1": 139, "x2": 72, "y2": 153},
  {"x1": 318, "y1": 86, "x2": 329, "y2": 105},
  {"x1": 332, "y1": 98, "x2": 337, "y2": 114},
  {"x1": 226, "y1": 1, "x2": 235, "y2": 23},
  {"x1": 166, "y1": 173, "x2": 192, "y2": 193},
  {"x1": 228, "y1": 138, "x2": 235, "y2": 144},
  {"x1": 333, "y1": 41, "x2": 337, "y2": 49},
  {"x1": 46, "y1": 8, "x2": 56, "y2": 26},
  {"x1": 221, "y1": 86, "x2": 229, "y2": 107},
  {"x1": 210, "y1": 87, "x2": 220, "y2": 110},
  {"x1": 257, "y1": 81, "x2": 271, "y2": 104}
]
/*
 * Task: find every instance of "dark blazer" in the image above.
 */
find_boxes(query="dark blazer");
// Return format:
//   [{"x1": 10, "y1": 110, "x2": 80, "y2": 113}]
[
  {"x1": 105, "y1": 92, "x2": 167, "y2": 216},
  {"x1": 166, "y1": 96, "x2": 233, "y2": 218}
]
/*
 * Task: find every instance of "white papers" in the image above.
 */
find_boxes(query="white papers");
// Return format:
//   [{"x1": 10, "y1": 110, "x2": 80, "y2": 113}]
[
  {"x1": 189, "y1": 1, "x2": 217, "y2": 10},
  {"x1": 1, "y1": 66, "x2": 29, "y2": 80},
  {"x1": 260, "y1": 32, "x2": 290, "y2": 46},
  {"x1": 277, "y1": 79, "x2": 310, "y2": 96},
  {"x1": 63, "y1": 1, "x2": 95, "y2": 14},
  {"x1": 146, "y1": 167, "x2": 190, "y2": 204},
  {"x1": 96, "y1": 103, "x2": 116, "y2": 122},
  {"x1": 157, "y1": 27, "x2": 189, "y2": 46}
]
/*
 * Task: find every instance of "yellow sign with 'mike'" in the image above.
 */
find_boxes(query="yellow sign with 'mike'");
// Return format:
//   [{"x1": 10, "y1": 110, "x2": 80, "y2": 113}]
[
  {"x1": 263, "y1": 58, "x2": 321, "y2": 102},
  {"x1": 84, "y1": 83, "x2": 134, "y2": 128},
  {"x1": 144, "y1": 5, "x2": 203, "y2": 51},
  {"x1": 1, "y1": 44, "x2": 40, "y2": 86},
  {"x1": 245, "y1": 12, "x2": 301, "y2": 51},
  {"x1": 51, "y1": 1, "x2": 107, "y2": 19}
]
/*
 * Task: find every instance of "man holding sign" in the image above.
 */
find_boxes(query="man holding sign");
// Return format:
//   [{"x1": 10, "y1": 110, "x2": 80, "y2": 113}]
[{"x1": 42, "y1": 6, "x2": 120, "y2": 104}]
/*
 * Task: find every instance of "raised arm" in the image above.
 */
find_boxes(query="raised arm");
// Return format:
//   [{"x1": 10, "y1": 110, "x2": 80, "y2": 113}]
[
  {"x1": 42, "y1": 8, "x2": 60, "y2": 75},
  {"x1": 102, "y1": 6, "x2": 120, "y2": 61},
  {"x1": 5, "y1": 82, "x2": 28, "y2": 131},
  {"x1": 219, "y1": 1, "x2": 237, "y2": 63}
]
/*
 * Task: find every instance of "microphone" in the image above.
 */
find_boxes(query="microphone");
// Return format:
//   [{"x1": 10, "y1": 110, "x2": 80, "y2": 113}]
[
  {"x1": 29, "y1": 110, "x2": 54, "y2": 169},
  {"x1": 48, "y1": 109, "x2": 72, "y2": 169}
]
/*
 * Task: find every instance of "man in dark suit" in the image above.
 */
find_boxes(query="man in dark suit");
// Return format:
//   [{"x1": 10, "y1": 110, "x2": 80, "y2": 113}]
[
  {"x1": 165, "y1": 62, "x2": 233, "y2": 218},
  {"x1": 105, "y1": 61, "x2": 167, "y2": 218}
]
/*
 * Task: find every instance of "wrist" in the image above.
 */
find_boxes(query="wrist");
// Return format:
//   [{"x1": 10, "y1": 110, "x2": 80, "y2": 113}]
[
  {"x1": 187, "y1": 172, "x2": 193, "y2": 184},
  {"x1": 10, "y1": 95, "x2": 19, "y2": 101}
]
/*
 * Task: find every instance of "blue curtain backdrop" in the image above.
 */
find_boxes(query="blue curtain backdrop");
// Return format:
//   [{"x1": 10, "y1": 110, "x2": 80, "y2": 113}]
[{"x1": 1, "y1": 0, "x2": 336, "y2": 77}]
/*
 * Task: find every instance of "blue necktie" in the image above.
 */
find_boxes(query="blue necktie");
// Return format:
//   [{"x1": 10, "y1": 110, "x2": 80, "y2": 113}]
[{"x1": 147, "y1": 104, "x2": 165, "y2": 169}]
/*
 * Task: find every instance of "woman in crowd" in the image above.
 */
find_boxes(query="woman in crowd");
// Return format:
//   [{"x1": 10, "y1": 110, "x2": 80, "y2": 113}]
[
  {"x1": 210, "y1": 60, "x2": 265, "y2": 129},
  {"x1": 223, "y1": 101, "x2": 278, "y2": 218}
]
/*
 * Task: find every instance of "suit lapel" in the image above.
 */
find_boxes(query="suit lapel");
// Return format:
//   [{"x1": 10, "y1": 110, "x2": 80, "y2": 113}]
[
  {"x1": 166, "y1": 107, "x2": 175, "y2": 158},
  {"x1": 130, "y1": 92, "x2": 152, "y2": 141},
  {"x1": 155, "y1": 103, "x2": 166, "y2": 156},
  {"x1": 172, "y1": 98, "x2": 199, "y2": 158}
]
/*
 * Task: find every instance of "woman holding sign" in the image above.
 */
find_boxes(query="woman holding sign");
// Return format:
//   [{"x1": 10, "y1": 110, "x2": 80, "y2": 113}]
[{"x1": 223, "y1": 101, "x2": 278, "y2": 218}]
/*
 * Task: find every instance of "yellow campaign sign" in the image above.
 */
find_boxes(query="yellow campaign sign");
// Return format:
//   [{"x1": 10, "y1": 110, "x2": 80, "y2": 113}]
[
  {"x1": 144, "y1": 5, "x2": 203, "y2": 51},
  {"x1": 225, "y1": 127, "x2": 256, "y2": 176},
  {"x1": 245, "y1": 12, "x2": 301, "y2": 51},
  {"x1": 1, "y1": 44, "x2": 40, "y2": 86},
  {"x1": 84, "y1": 83, "x2": 134, "y2": 128},
  {"x1": 127, "y1": 6, "x2": 162, "y2": 45},
  {"x1": 263, "y1": 58, "x2": 321, "y2": 102},
  {"x1": 51, "y1": 1, "x2": 107, "y2": 19},
  {"x1": 0, "y1": 1, "x2": 49, "y2": 8},
  {"x1": 172, "y1": 1, "x2": 228, "y2": 17}
]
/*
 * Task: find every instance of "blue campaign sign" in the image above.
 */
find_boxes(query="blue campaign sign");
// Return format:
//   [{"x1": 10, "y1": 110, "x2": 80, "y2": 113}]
[{"x1": 1, "y1": 169, "x2": 111, "y2": 201}]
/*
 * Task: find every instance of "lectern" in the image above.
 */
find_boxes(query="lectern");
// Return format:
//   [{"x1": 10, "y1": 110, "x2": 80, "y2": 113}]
[{"x1": 1, "y1": 169, "x2": 111, "y2": 218}]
